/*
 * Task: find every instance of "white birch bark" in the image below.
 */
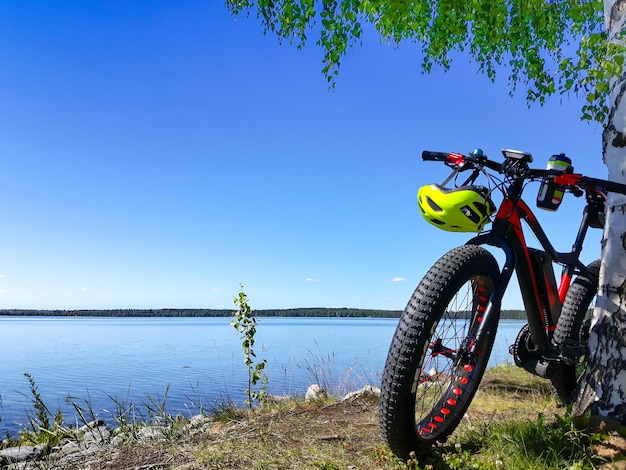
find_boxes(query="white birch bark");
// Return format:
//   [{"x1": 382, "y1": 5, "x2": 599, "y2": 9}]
[{"x1": 574, "y1": 0, "x2": 626, "y2": 419}]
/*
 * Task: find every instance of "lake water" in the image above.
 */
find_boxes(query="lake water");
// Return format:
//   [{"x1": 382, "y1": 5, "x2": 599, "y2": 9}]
[{"x1": 0, "y1": 316, "x2": 525, "y2": 435}]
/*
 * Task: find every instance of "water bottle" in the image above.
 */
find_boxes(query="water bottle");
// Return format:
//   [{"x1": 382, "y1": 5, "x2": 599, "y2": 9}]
[{"x1": 536, "y1": 153, "x2": 572, "y2": 211}]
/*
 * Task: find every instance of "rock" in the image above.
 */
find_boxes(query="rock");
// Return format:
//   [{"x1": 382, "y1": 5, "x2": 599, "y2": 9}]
[
  {"x1": 53, "y1": 440, "x2": 81, "y2": 457},
  {"x1": 78, "y1": 420, "x2": 107, "y2": 432},
  {"x1": 110, "y1": 435, "x2": 126, "y2": 447},
  {"x1": 305, "y1": 384, "x2": 326, "y2": 401},
  {"x1": 81, "y1": 425, "x2": 111, "y2": 445},
  {"x1": 342, "y1": 385, "x2": 381, "y2": 402},
  {"x1": 189, "y1": 414, "x2": 212, "y2": 427},
  {"x1": 184, "y1": 414, "x2": 213, "y2": 436},
  {"x1": 0, "y1": 444, "x2": 43, "y2": 464},
  {"x1": 137, "y1": 426, "x2": 165, "y2": 441},
  {"x1": 266, "y1": 394, "x2": 291, "y2": 403}
]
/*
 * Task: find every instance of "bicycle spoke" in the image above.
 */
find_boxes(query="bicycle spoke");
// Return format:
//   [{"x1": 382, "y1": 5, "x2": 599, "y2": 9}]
[{"x1": 414, "y1": 278, "x2": 486, "y2": 430}]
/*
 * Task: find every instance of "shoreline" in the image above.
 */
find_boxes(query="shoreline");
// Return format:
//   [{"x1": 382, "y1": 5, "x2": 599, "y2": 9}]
[{"x1": 0, "y1": 308, "x2": 531, "y2": 319}]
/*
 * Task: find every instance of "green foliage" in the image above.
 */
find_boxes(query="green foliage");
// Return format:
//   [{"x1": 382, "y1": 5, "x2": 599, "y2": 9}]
[
  {"x1": 451, "y1": 408, "x2": 607, "y2": 469},
  {"x1": 231, "y1": 285, "x2": 268, "y2": 407},
  {"x1": 18, "y1": 373, "x2": 69, "y2": 452},
  {"x1": 142, "y1": 384, "x2": 174, "y2": 427},
  {"x1": 226, "y1": 0, "x2": 615, "y2": 123},
  {"x1": 104, "y1": 385, "x2": 138, "y2": 434},
  {"x1": 557, "y1": 32, "x2": 624, "y2": 123},
  {"x1": 312, "y1": 460, "x2": 342, "y2": 469},
  {"x1": 210, "y1": 399, "x2": 247, "y2": 423},
  {"x1": 65, "y1": 391, "x2": 100, "y2": 429}
]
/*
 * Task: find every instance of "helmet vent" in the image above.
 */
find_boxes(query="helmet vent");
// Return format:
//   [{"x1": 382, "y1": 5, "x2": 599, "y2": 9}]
[
  {"x1": 425, "y1": 197, "x2": 442, "y2": 212},
  {"x1": 474, "y1": 201, "x2": 489, "y2": 215},
  {"x1": 461, "y1": 205, "x2": 481, "y2": 223}
]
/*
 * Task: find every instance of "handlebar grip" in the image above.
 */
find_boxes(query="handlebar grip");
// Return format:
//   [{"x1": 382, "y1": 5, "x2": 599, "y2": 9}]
[
  {"x1": 422, "y1": 150, "x2": 453, "y2": 161},
  {"x1": 582, "y1": 175, "x2": 626, "y2": 196}
]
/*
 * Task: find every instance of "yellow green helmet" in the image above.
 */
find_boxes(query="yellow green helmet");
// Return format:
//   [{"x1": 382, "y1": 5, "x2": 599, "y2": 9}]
[{"x1": 417, "y1": 184, "x2": 496, "y2": 232}]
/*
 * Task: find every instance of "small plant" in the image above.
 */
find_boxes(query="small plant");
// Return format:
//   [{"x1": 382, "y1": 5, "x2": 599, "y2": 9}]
[
  {"x1": 65, "y1": 389, "x2": 100, "y2": 428},
  {"x1": 405, "y1": 451, "x2": 423, "y2": 470},
  {"x1": 103, "y1": 385, "x2": 137, "y2": 436},
  {"x1": 142, "y1": 384, "x2": 174, "y2": 426},
  {"x1": 301, "y1": 344, "x2": 336, "y2": 395},
  {"x1": 18, "y1": 373, "x2": 69, "y2": 452},
  {"x1": 210, "y1": 400, "x2": 246, "y2": 423},
  {"x1": 184, "y1": 379, "x2": 208, "y2": 417},
  {"x1": 231, "y1": 285, "x2": 268, "y2": 407},
  {"x1": 65, "y1": 391, "x2": 111, "y2": 444}
]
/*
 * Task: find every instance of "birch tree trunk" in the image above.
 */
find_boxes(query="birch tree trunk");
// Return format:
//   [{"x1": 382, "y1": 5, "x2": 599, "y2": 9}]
[{"x1": 574, "y1": 0, "x2": 626, "y2": 420}]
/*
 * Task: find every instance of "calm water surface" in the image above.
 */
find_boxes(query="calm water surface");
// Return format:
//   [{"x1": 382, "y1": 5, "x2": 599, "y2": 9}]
[{"x1": 0, "y1": 316, "x2": 524, "y2": 435}]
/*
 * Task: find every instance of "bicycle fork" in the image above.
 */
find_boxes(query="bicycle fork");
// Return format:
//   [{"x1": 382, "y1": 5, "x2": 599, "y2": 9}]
[{"x1": 458, "y1": 240, "x2": 513, "y2": 370}]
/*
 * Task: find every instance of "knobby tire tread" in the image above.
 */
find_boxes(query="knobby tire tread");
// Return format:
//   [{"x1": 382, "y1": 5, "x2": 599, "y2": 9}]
[
  {"x1": 550, "y1": 260, "x2": 600, "y2": 403},
  {"x1": 379, "y1": 245, "x2": 499, "y2": 459}
]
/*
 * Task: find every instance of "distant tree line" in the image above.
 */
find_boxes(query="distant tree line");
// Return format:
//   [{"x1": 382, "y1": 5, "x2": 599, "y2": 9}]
[{"x1": 0, "y1": 308, "x2": 529, "y2": 319}]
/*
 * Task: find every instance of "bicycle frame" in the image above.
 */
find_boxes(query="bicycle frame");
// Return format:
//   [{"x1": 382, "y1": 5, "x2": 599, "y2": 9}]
[{"x1": 465, "y1": 174, "x2": 601, "y2": 377}]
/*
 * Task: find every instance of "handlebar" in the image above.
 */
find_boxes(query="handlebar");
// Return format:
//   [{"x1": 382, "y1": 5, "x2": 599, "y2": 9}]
[
  {"x1": 422, "y1": 150, "x2": 453, "y2": 162},
  {"x1": 555, "y1": 173, "x2": 626, "y2": 197},
  {"x1": 422, "y1": 149, "x2": 626, "y2": 197}
]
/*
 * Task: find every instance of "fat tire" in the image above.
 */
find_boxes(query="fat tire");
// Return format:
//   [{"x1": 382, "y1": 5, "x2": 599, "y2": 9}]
[
  {"x1": 379, "y1": 245, "x2": 500, "y2": 458},
  {"x1": 550, "y1": 260, "x2": 600, "y2": 403}
]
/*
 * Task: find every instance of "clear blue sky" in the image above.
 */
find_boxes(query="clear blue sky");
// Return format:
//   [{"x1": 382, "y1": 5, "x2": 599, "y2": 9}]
[{"x1": 0, "y1": 1, "x2": 606, "y2": 311}]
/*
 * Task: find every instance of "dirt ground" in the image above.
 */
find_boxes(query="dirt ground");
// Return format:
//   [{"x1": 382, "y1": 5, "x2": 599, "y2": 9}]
[
  {"x1": 46, "y1": 393, "x2": 388, "y2": 470},
  {"x1": 16, "y1": 369, "x2": 626, "y2": 470}
]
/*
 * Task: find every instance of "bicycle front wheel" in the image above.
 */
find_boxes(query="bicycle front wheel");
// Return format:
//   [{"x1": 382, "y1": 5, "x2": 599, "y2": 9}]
[{"x1": 379, "y1": 245, "x2": 500, "y2": 458}]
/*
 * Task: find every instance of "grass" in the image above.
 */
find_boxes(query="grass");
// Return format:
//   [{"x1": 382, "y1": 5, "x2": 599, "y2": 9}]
[
  {"x1": 1, "y1": 364, "x2": 622, "y2": 469},
  {"x1": 440, "y1": 410, "x2": 607, "y2": 469},
  {"x1": 15, "y1": 373, "x2": 72, "y2": 452},
  {"x1": 433, "y1": 364, "x2": 602, "y2": 469}
]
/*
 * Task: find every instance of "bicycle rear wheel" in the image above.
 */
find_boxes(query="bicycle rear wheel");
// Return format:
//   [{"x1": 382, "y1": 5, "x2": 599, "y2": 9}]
[
  {"x1": 550, "y1": 260, "x2": 600, "y2": 403},
  {"x1": 379, "y1": 245, "x2": 500, "y2": 458}
]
